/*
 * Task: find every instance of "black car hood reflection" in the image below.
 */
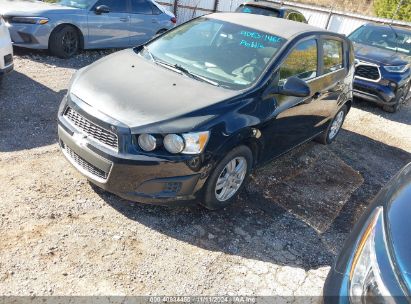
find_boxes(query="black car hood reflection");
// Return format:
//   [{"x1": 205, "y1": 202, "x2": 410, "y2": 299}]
[
  {"x1": 386, "y1": 164, "x2": 411, "y2": 294},
  {"x1": 70, "y1": 49, "x2": 239, "y2": 130},
  {"x1": 354, "y1": 42, "x2": 410, "y2": 66}
]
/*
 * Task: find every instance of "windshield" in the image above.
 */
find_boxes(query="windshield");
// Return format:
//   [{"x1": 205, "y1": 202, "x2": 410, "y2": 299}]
[
  {"x1": 57, "y1": 0, "x2": 95, "y2": 9},
  {"x1": 142, "y1": 18, "x2": 286, "y2": 90},
  {"x1": 349, "y1": 25, "x2": 411, "y2": 56},
  {"x1": 235, "y1": 5, "x2": 280, "y2": 17}
]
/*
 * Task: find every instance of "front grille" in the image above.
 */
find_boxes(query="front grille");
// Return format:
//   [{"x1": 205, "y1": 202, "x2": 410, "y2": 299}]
[
  {"x1": 2, "y1": 15, "x2": 12, "y2": 24},
  {"x1": 63, "y1": 144, "x2": 109, "y2": 180},
  {"x1": 353, "y1": 84, "x2": 379, "y2": 95},
  {"x1": 64, "y1": 107, "x2": 118, "y2": 150},
  {"x1": 355, "y1": 65, "x2": 380, "y2": 81},
  {"x1": 4, "y1": 54, "x2": 12, "y2": 66}
]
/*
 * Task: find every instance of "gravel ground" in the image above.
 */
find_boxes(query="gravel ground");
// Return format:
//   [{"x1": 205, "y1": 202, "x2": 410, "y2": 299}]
[{"x1": 1, "y1": 49, "x2": 411, "y2": 298}]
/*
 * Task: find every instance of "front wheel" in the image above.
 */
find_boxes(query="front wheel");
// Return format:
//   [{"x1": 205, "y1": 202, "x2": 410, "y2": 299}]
[
  {"x1": 383, "y1": 83, "x2": 410, "y2": 113},
  {"x1": 315, "y1": 105, "x2": 347, "y2": 145},
  {"x1": 200, "y1": 145, "x2": 253, "y2": 210},
  {"x1": 49, "y1": 25, "x2": 80, "y2": 59}
]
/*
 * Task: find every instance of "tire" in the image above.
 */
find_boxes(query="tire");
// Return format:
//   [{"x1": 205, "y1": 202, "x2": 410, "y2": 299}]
[
  {"x1": 315, "y1": 105, "x2": 347, "y2": 145},
  {"x1": 383, "y1": 87, "x2": 407, "y2": 113},
  {"x1": 200, "y1": 145, "x2": 253, "y2": 210},
  {"x1": 49, "y1": 25, "x2": 80, "y2": 59}
]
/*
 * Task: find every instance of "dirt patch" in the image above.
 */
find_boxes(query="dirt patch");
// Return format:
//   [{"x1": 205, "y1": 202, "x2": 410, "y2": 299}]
[{"x1": 247, "y1": 144, "x2": 363, "y2": 232}]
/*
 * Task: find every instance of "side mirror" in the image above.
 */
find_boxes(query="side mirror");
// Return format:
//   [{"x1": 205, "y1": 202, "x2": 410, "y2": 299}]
[
  {"x1": 278, "y1": 76, "x2": 311, "y2": 97},
  {"x1": 95, "y1": 5, "x2": 110, "y2": 15}
]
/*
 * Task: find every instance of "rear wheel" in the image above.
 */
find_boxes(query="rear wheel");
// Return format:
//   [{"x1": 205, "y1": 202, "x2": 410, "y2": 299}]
[
  {"x1": 315, "y1": 105, "x2": 347, "y2": 145},
  {"x1": 49, "y1": 25, "x2": 80, "y2": 59},
  {"x1": 200, "y1": 145, "x2": 252, "y2": 210}
]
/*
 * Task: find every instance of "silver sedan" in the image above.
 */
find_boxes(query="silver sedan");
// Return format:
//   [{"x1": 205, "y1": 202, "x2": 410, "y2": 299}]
[{"x1": 0, "y1": 0, "x2": 176, "y2": 58}]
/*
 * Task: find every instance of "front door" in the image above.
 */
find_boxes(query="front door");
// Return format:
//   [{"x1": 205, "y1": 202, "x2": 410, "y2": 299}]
[
  {"x1": 87, "y1": 0, "x2": 131, "y2": 48},
  {"x1": 260, "y1": 37, "x2": 327, "y2": 162}
]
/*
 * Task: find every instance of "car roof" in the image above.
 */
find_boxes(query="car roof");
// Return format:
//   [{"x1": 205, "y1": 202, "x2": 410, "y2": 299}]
[
  {"x1": 205, "y1": 13, "x2": 327, "y2": 39},
  {"x1": 240, "y1": 1, "x2": 297, "y2": 13}
]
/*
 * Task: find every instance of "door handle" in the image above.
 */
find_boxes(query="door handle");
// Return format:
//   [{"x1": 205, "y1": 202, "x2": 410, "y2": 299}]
[
  {"x1": 119, "y1": 17, "x2": 129, "y2": 22},
  {"x1": 152, "y1": 19, "x2": 159, "y2": 23}
]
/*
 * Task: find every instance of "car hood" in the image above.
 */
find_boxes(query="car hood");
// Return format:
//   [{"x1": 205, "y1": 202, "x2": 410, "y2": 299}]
[
  {"x1": 70, "y1": 49, "x2": 239, "y2": 131},
  {"x1": 0, "y1": 0, "x2": 79, "y2": 16},
  {"x1": 354, "y1": 42, "x2": 410, "y2": 66},
  {"x1": 385, "y1": 163, "x2": 411, "y2": 294}
]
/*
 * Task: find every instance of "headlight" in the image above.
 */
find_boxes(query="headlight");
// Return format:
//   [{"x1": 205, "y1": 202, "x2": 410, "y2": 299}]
[
  {"x1": 138, "y1": 134, "x2": 157, "y2": 152},
  {"x1": 181, "y1": 131, "x2": 209, "y2": 154},
  {"x1": 383, "y1": 64, "x2": 410, "y2": 73},
  {"x1": 11, "y1": 17, "x2": 49, "y2": 25},
  {"x1": 349, "y1": 207, "x2": 390, "y2": 302},
  {"x1": 163, "y1": 131, "x2": 209, "y2": 154},
  {"x1": 164, "y1": 134, "x2": 185, "y2": 154}
]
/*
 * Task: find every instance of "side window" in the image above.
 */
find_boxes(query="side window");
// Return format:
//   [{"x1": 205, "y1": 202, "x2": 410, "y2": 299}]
[
  {"x1": 131, "y1": 0, "x2": 154, "y2": 14},
  {"x1": 287, "y1": 13, "x2": 297, "y2": 21},
  {"x1": 323, "y1": 39, "x2": 343, "y2": 73},
  {"x1": 295, "y1": 13, "x2": 306, "y2": 23},
  {"x1": 93, "y1": 0, "x2": 127, "y2": 13},
  {"x1": 279, "y1": 39, "x2": 318, "y2": 83},
  {"x1": 287, "y1": 12, "x2": 305, "y2": 22}
]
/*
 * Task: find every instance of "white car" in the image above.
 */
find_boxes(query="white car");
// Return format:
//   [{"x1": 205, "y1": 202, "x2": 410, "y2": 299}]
[{"x1": 0, "y1": 15, "x2": 13, "y2": 85}]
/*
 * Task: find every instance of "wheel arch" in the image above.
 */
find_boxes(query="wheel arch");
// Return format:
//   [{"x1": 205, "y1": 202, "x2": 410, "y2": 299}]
[
  {"x1": 213, "y1": 127, "x2": 264, "y2": 170},
  {"x1": 48, "y1": 23, "x2": 85, "y2": 50},
  {"x1": 344, "y1": 99, "x2": 352, "y2": 113}
]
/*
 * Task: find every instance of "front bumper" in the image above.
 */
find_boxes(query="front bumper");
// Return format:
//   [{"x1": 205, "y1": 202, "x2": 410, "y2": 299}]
[
  {"x1": 6, "y1": 22, "x2": 51, "y2": 50},
  {"x1": 323, "y1": 267, "x2": 350, "y2": 304},
  {"x1": 353, "y1": 78, "x2": 397, "y2": 106},
  {"x1": 0, "y1": 62, "x2": 13, "y2": 76},
  {"x1": 57, "y1": 95, "x2": 210, "y2": 205}
]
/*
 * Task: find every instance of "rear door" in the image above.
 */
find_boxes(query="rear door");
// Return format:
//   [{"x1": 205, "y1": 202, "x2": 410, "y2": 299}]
[
  {"x1": 317, "y1": 36, "x2": 347, "y2": 121},
  {"x1": 129, "y1": 0, "x2": 160, "y2": 46},
  {"x1": 87, "y1": 0, "x2": 131, "y2": 48}
]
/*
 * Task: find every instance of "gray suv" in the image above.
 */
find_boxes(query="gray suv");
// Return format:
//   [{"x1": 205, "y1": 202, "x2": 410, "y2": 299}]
[{"x1": 0, "y1": 0, "x2": 176, "y2": 58}]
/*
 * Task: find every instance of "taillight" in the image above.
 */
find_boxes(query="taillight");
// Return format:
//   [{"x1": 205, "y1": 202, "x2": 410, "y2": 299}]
[{"x1": 171, "y1": 17, "x2": 177, "y2": 24}]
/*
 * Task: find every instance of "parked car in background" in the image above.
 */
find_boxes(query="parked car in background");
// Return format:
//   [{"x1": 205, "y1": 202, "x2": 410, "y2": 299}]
[
  {"x1": 0, "y1": 15, "x2": 13, "y2": 86},
  {"x1": 324, "y1": 162, "x2": 411, "y2": 302},
  {"x1": 57, "y1": 13, "x2": 354, "y2": 210},
  {"x1": 348, "y1": 23, "x2": 411, "y2": 112},
  {"x1": 0, "y1": 0, "x2": 176, "y2": 58},
  {"x1": 236, "y1": 1, "x2": 307, "y2": 23}
]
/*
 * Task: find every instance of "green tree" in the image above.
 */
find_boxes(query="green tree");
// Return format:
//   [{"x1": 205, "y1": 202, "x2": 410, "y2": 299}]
[{"x1": 374, "y1": 0, "x2": 411, "y2": 22}]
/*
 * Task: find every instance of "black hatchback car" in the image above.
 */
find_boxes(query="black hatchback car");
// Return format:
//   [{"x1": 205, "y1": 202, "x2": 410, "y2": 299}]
[
  {"x1": 236, "y1": 1, "x2": 307, "y2": 23},
  {"x1": 324, "y1": 162, "x2": 411, "y2": 303},
  {"x1": 349, "y1": 23, "x2": 411, "y2": 112},
  {"x1": 58, "y1": 13, "x2": 354, "y2": 209}
]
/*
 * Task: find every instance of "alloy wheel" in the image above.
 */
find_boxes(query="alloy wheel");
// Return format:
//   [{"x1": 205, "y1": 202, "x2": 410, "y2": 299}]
[
  {"x1": 328, "y1": 110, "x2": 344, "y2": 140},
  {"x1": 62, "y1": 31, "x2": 78, "y2": 57},
  {"x1": 215, "y1": 156, "x2": 247, "y2": 202}
]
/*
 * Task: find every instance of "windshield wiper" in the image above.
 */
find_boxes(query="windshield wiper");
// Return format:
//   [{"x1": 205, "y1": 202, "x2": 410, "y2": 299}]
[
  {"x1": 173, "y1": 64, "x2": 219, "y2": 86},
  {"x1": 141, "y1": 47, "x2": 219, "y2": 86}
]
